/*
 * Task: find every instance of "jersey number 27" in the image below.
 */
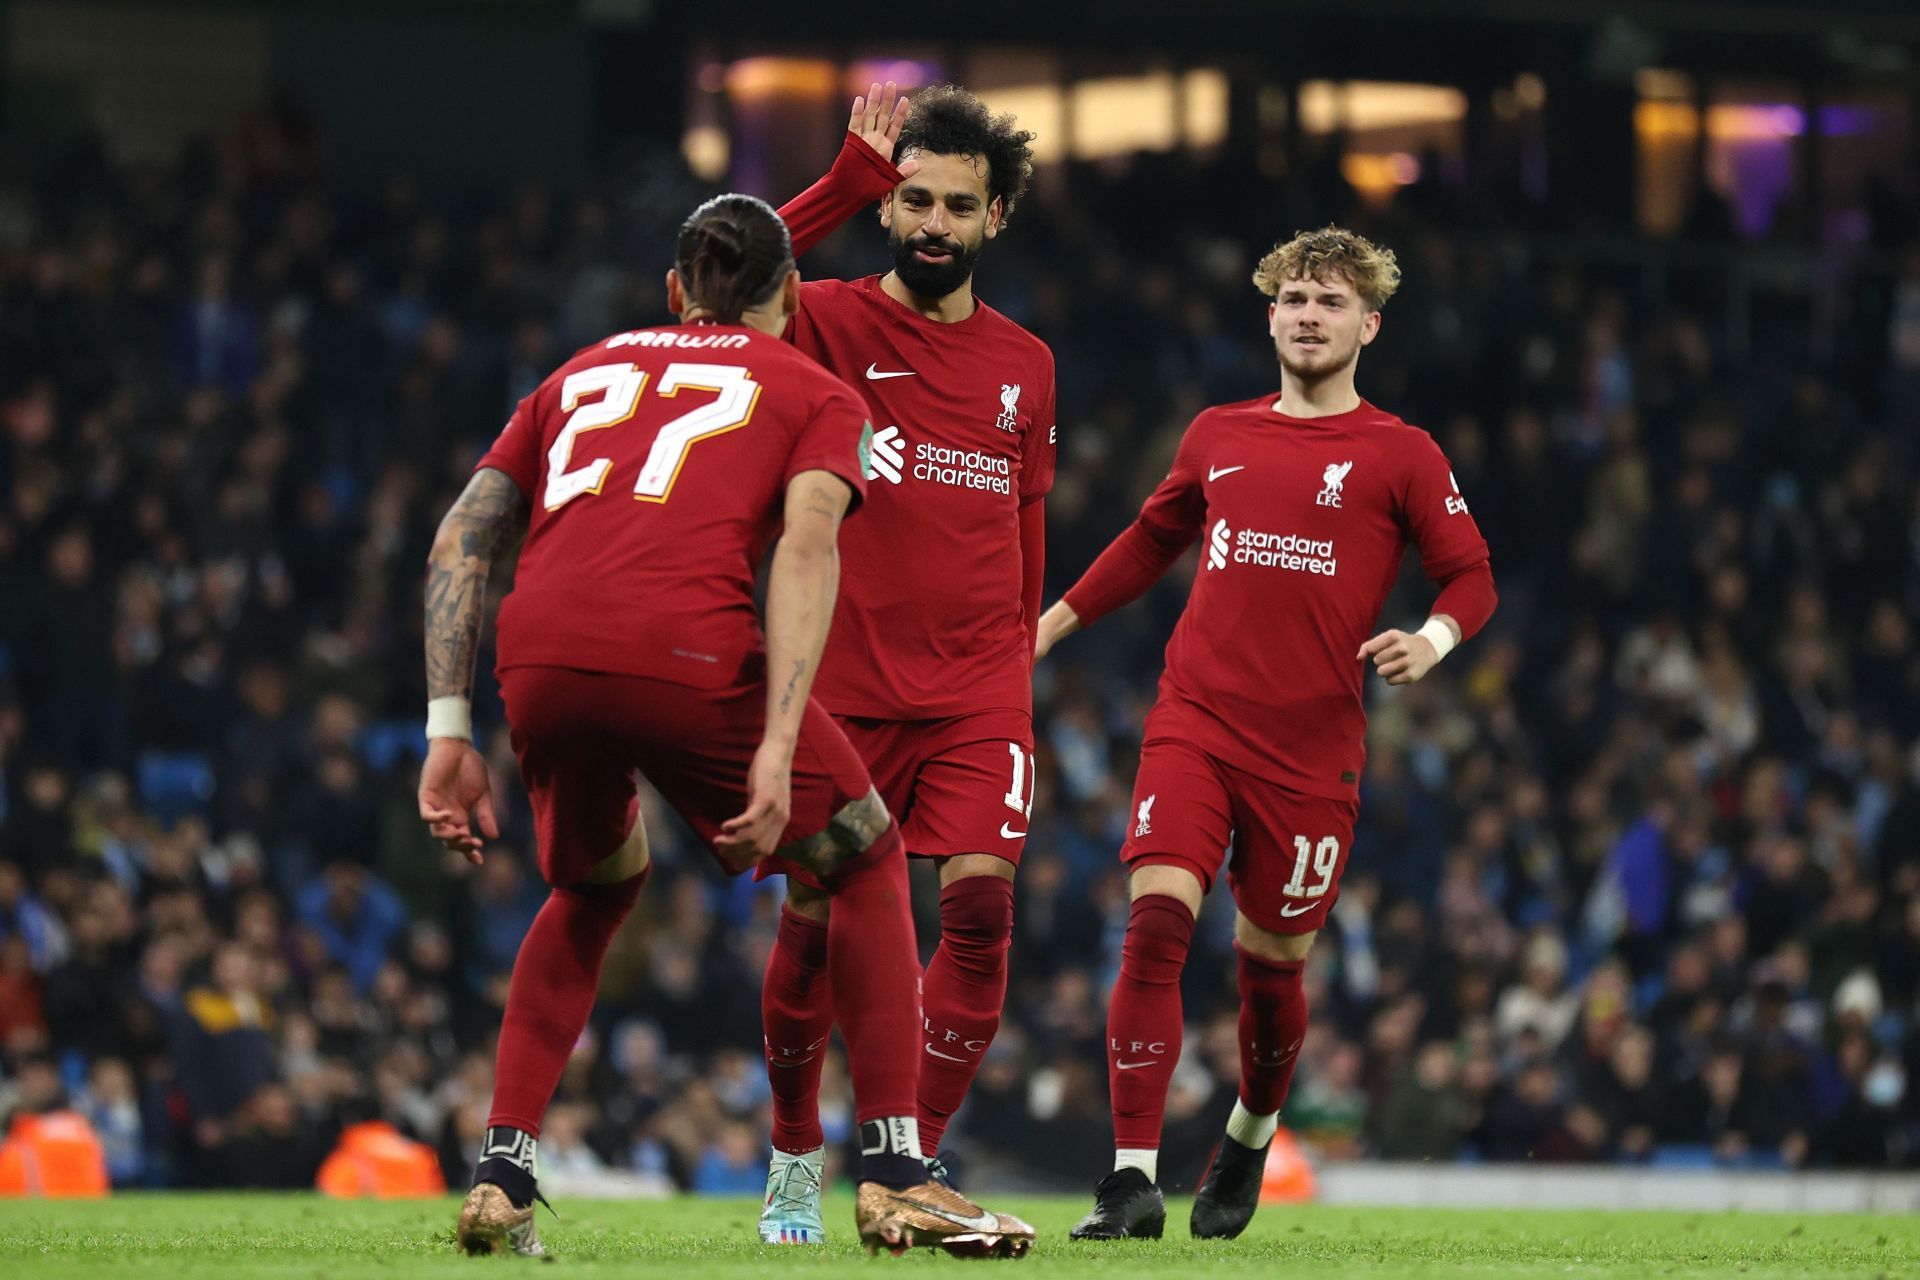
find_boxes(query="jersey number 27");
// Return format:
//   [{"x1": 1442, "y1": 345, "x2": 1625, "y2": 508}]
[{"x1": 544, "y1": 361, "x2": 762, "y2": 511}]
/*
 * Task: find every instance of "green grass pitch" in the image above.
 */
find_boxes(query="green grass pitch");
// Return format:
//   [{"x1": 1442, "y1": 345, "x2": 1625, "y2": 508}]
[{"x1": 5, "y1": 1193, "x2": 1916, "y2": 1278}]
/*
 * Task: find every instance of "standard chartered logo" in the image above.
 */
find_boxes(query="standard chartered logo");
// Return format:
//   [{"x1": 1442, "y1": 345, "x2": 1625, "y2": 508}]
[
  {"x1": 1208, "y1": 519, "x2": 1338, "y2": 576},
  {"x1": 1208, "y1": 519, "x2": 1231, "y2": 570},
  {"x1": 867, "y1": 426, "x2": 906, "y2": 484},
  {"x1": 862, "y1": 426, "x2": 1012, "y2": 494}
]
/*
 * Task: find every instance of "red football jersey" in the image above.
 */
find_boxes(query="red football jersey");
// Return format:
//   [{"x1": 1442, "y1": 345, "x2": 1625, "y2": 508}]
[
  {"x1": 1064, "y1": 397, "x2": 1490, "y2": 800},
  {"x1": 476, "y1": 323, "x2": 871, "y2": 689},
  {"x1": 791, "y1": 275, "x2": 1056, "y2": 719}
]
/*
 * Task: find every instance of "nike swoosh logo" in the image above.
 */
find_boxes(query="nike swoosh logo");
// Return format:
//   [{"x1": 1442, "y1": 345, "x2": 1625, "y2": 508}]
[
  {"x1": 1279, "y1": 902, "x2": 1315, "y2": 917},
  {"x1": 892, "y1": 1195, "x2": 1001, "y2": 1233},
  {"x1": 865, "y1": 363, "x2": 916, "y2": 380},
  {"x1": 925, "y1": 1045, "x2": 969, "y2": 1063},
  {"x1": 999, "y1": 822, "x2": 1027, "y2": 840},
  {"x1": 1208, "y1": 465, "x2": 1245, "y2": 481},
  {"x1": 1116, "y1": 1060, "x2": 1157, "y2": 1070}
]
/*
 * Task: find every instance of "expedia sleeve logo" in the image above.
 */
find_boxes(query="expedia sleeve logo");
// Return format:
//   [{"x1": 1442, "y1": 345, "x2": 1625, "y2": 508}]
[{"x1": 857, "y1": 421, "x2": 874, "y2": 478}]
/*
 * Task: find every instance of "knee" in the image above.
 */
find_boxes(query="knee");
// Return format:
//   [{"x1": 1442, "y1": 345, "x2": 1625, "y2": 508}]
[
  {"x1": 557, "y1": 866, "x2": 648, "y2": 916},
  {"x1": 1236, "y1": 914, "x2": 1314, "y2": 963},
  {"x1": 1121, "y1": 893, "x2": 1197, "y2": 980},
  {"x1": 939, "y1": 874, "x2": 1015, "y2": 950},
  {"x1": 1128, "y1": 863, "x2": 1205, "y2": 918}
]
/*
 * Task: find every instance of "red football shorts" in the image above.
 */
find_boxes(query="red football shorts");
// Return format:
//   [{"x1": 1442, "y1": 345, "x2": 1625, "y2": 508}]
[
  {"x1": 833, "y1": 710, "x2": 1035, "y2": 864},
  {"x1": 498, "y1": 665, "x2": 876, "y2": 889},
  {"x1": 1119, "y1": 737, "x2": 1359, "y2": 935}
]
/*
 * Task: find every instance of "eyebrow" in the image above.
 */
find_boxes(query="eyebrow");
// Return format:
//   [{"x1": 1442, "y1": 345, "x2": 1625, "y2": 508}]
[{"x1": 899, "y1": 183, "x2": 983, "y2": 205}]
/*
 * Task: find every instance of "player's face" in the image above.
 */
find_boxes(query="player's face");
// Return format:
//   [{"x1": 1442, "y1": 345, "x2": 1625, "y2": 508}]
[
  {"x1": 881, "y1": 150, "x2": 1002, "y2": 299},
  {"x1": 1268, "y1": 273, "x2": 1380, "y2": 379}
]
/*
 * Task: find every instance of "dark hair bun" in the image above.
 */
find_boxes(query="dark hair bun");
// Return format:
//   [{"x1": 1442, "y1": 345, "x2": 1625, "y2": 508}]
[{"x1": 674, "y1": 194, "x2": 795, "y2": 324}]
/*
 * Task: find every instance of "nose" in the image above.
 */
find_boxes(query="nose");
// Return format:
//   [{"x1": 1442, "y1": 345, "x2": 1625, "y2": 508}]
[{"x1": 920, "y1": 203, "x2": 948, "y2": 236}]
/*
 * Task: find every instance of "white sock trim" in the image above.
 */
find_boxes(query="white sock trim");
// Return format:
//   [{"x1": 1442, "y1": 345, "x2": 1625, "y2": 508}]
[
  {"x1": 1114, "y1": 1147, "x2": 1158, "y2": 1182},
  {"x1": 1226, "y1": 1099, "x2": 1279, "y2": 1148},
  {"x1": 861, "y1": 1116, "x2": 923, "y2": 1162}
]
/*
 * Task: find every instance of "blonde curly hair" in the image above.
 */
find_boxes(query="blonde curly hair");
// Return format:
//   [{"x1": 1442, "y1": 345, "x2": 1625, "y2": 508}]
[{"x1": 1252, "y1": 225, "x2": 1402, "y2": 310}]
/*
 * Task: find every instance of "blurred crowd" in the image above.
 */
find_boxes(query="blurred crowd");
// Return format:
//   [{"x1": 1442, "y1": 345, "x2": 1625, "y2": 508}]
[{"x1": 4, "y1": 101, "x2": 1920, "y2": 1193}]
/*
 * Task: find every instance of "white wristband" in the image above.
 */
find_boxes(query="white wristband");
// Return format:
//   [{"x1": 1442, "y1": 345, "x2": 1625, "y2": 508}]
[
  {"x1": 1416, "y1": 617, "x2": 1458, "y2": 662},
  {"x1": 426, "y1": 696, "x2": 473, "y2": 742}
]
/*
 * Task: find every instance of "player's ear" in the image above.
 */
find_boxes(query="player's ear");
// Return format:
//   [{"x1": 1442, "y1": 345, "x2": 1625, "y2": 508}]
[
  {"x1": 1360, "y1": 309, "x2": 1382, "y2": 346},
  {"x1": 879, "y1": 190, "x2": 894, "y2": 230},
  {"x1": 665, "y1": 269, "x2": 686, "y2": 318},
  {"x1": 985, "y1": 196, "x2": 1004, "y2": 240},
  {"x1": 780, "y1": 268, "x2": 800, "y2": 317}
]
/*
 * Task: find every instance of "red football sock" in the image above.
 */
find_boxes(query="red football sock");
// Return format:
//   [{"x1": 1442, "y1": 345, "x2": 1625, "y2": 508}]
[
  {"x1": 762, "y1": 905, "x2": 834, "y2": 1154},
  {"x1": 1236, "y1": 945, "x2": 1307, "y2": 1117},
  {"x1": 1107, "y1": 894, "x2": 1195, "y2": 1152},
  {"x1": 916, "y1": 874, "x2": 1014, "y2": 1153},
  {"x1": 824, "y1": 825, "x2": 920, "y2": 1127},
  {"x1": 487, "y1": 870, "x2": 646, "y2": 1134}
]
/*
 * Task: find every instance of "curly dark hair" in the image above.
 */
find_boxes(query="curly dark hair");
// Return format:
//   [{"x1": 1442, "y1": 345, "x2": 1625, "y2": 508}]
[{"x1": 895, "y1": 84, "x2": 1036, "y2": 222}]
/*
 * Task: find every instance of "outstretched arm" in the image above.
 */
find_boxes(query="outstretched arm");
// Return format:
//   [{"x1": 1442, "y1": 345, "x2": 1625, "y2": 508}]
[
  {"x1": 715, "y1": 469, "x2": 854, "y2": 868},
  {"x1": 777, "y1": 82, "x2": 916, "y2": 259},
  {"x1": 1039, "y1": 445, "x2": 1209, "y2": 659},
  {"x1": 418, "y1": 468, "x2": 529, "y2": 860}
]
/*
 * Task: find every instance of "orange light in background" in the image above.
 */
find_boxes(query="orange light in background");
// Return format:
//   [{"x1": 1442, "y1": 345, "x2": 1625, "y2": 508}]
[
  {"x1": 1636, "y1": 102, "x2": 1805, "y2": 143},
  {"x1": 1635, "y1": 68, "x2": 1693, "y2": 102},
  {"x1": 1341, "y1": 152, "x2": 1420, "y2": 205},
  {"x1": 1300, "y1": 81, "x2": 1466, "y2": 134},
  {"x1": 972, "y1": 85, "x2": 1066, "y2": 163},
  {"x1": 724, "y1": 57, "x2": 837, "y2": 100},
  {"x1": 1070, "y1": 73, "x2": 1180, "y2": 159},
  {"x1": 1182, "y1": 69, "x2": 1228, "y2": 149},
  {"x1": 682, "y1": 125, "x2": 728, "y2": 181},
  {"x1": 847, "y1": 60, "x2": 940, "y2": 93}
]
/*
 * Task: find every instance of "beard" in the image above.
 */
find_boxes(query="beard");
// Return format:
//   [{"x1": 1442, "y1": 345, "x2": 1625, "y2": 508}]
[
  {"x1": 889, "y1": 226, "x2": 983, "y2": 299},
  {"x1": 1275, "y1": 331, "x2": 1362, "y2": 381}
]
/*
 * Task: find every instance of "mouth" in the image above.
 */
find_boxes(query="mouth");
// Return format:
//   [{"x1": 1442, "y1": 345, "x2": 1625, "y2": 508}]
[
  {"x1": 911, "y1": 242, "x2": 958, "y2": 263},
  {"x1": 1293, "y1": 335, "x2": 1327, "y2": 348}
]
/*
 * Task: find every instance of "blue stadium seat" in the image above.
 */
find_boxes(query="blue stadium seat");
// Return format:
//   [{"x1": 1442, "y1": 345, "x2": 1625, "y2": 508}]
[
  {"x1": 1648, "y1": 1144, "x2": 1717, "y2": 1169},
  {"x1": 360, "y1": 720, "x2": 426, "y2": 774}
]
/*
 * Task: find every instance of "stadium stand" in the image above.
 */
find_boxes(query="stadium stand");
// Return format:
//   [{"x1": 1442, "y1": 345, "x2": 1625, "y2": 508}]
[{"x1": 2, "y1": 102, "x2": 1919, "y2": 1193}]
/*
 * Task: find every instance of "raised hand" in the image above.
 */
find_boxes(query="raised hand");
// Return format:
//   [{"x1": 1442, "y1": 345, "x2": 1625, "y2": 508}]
[{"x1": 849, "y1": 80, "x2": 920, "y2": 178}]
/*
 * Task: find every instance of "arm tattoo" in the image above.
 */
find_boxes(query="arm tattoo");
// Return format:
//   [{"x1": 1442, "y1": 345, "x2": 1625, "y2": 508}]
[
  {"x1": 775, "y1": 789, "x2": 892, "y2": 879},
  {"x1": 801, "y1": 481, "x2": 842, "y2": 519},
  {"x1": 777, "y1": 658, "x2": 807, "y2": 717},
  {"x1": 424, "y1": 469, "x2": 529, "y2": 701}
]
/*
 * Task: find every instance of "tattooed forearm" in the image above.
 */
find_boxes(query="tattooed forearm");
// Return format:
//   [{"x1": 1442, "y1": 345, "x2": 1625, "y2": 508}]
[
  {"x1": 777, "y1": 658, "x2": 807, "y2": 717},
  {"x1": 775, "y1": 788, "x2": 892, "y2": 878},
  {"x1": 425, "y1": 469, "x2": 529, "y2": 700}
]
